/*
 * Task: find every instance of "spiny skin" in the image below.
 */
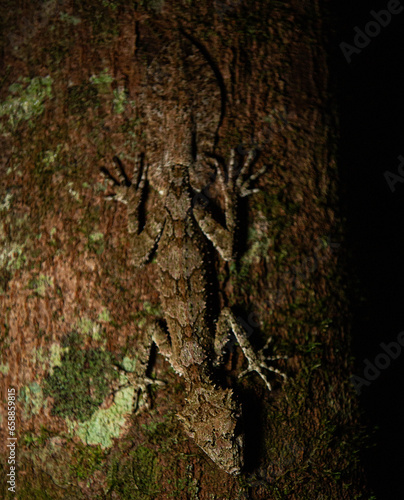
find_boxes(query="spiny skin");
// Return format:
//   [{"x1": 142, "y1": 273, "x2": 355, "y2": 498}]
[
  {"x1": 157, "y1": 165, "x2": 212, "y2": 371},
  {"x1": 105, "y1": 159, "x2": 243, "y2": 474},
  {"x1": 103, "y1": 154, "x2": 285, "y2": 474},
  {"x1": 156, "y1": 165, "x2": 243, "y2": 474}
]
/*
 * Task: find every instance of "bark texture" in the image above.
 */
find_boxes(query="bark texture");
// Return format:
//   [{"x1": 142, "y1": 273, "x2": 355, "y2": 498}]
[{"x1": 0, "y1": 0, "x2": 371, "y2": 498}]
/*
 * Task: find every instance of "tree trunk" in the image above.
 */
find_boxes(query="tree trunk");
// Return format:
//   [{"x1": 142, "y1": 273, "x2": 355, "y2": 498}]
[{"x1": 0, "y1": 1, "x2": 372, "y2": 498}]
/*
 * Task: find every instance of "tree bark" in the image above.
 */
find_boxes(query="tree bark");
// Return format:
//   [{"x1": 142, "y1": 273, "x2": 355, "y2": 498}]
[{"x1": 0, "y1": 0, "x2": 372, "y2": 498}]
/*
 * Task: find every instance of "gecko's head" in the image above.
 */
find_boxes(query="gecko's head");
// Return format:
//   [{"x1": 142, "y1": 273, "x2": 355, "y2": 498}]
[{"x1": 177, "y1": 384, "x2": 244, "y2": 475}]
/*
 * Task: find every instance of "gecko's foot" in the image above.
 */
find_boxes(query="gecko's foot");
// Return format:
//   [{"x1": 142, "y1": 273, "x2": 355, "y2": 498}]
[
  {"x1": 113, "y1": 366, "x2": 166, "y2": 414},
  {"x1": 216, "y1": 308, "x2": 287, "y2": 392},
  {"x1": 213, "y1": 148, "x2": 268, "y2": 198},
  {"x1": 101, "y1": 155, "x2": 148, "y2": 233},
  {"x1": 101, "y1": 155, "x2": 147, "y2": 206},
  {"x1": 239, "y1": 335, "x2": 287, "y2": 392},
  {"x1": 238, "y1": 352, "x2": 287, "y2": 392}
]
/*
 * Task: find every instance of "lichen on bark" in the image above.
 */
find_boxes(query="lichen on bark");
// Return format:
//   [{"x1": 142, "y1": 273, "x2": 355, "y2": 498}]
[{"x1": 0, "y1": 0, "x2": 372, "y2": 498}]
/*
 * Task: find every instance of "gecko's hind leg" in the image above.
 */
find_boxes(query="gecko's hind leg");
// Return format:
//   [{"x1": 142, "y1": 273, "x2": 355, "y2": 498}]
[
  {"x1": 193, "y1": 148, "x2": 269, "y2": 261},
  {"x1": 213, "y1": 148, "x2": 268, "y2": 199},
  {"x1": 101, "y1": 156, "x2": 165, "y2": 265}
]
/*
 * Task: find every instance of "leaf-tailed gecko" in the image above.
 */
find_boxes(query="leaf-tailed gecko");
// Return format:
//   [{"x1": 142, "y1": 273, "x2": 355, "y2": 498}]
[{"x1": 102, "y1": 150, "x2": 286, "y2": 474}]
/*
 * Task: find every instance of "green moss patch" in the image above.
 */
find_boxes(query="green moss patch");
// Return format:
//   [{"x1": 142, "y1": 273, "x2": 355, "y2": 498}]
[
  {"x1": 0, "y1": 76, "x2": 52, "y2": 132},
  {"x1": 18, "y1": 382, "x2": 47, "y2": 419},
  {"x1": 70, "y1": 443, "x2": 105, "y2": 480},
  {"x1": 107, "y1": 445, "x2": 160, "y2": 499},
  {"x1": 73, "y1": 384, "x2": 135, "y2": 447},
  {"x1": 43, "y1": 332, "x2": 118, "y2": 422}
]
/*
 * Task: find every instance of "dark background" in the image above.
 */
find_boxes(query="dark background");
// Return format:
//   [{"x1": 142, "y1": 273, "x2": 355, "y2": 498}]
[{"x1": 332, "y1": 1, "x2": 404, "y2": 497}]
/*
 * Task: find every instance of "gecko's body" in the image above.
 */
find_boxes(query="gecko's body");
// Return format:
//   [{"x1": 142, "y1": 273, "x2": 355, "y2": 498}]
[{"x1": 104, "y1": 153, "x2": 285, "y2": 474}]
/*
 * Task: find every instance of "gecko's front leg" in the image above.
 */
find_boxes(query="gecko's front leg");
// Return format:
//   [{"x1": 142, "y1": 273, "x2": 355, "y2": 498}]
[
  {"x1": 216, "y1": 308, "x2": 287, "y2": 391},
  {"x1": 112, "y1": 339, "x2": 166, "y2": 414}
]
